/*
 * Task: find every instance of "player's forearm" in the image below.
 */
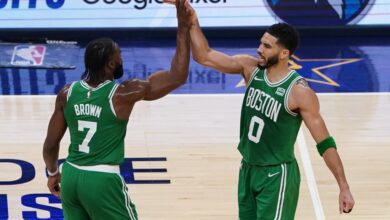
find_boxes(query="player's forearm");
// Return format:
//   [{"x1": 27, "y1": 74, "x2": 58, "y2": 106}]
[
  {"x1": 322, "y1": 148, "x2": 350, "y2": 190},
  {"x1": 43, "y1": 142, "x2": 60, "y2": 172},
  {"x1": 190, "y1": 19, "x2": 212, "y2": 64},
  {"x1": 169, "y1": 25, "x2": 190, "y2": 86}
]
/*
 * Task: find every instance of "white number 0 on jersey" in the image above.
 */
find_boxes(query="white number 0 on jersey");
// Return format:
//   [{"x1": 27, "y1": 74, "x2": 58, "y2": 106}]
[{"x1": 248, "y1": 116, "x2": 264, "y2": 144}]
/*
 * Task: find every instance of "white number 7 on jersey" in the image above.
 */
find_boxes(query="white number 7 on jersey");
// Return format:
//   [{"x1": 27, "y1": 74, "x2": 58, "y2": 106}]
[{"x1": 78, "y1": 120, "x2": 97, "y2": 153}]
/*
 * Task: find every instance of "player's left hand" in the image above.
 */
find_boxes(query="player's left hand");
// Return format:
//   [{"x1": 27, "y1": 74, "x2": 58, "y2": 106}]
[
  {"x1": 47, "y1": 172, "x2": 61, "y2": 199},
  {"x1": 339, "y1": 188, "x2": 354, "y2": 214}
]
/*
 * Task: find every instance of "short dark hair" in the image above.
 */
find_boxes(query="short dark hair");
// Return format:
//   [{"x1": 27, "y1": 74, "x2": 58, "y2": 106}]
[
  {"x1": 82, "y1": 38, "x2": 117, "y2": 81},
  {"x1": 266, "y1": 23, "x2": 299, "y2": 55}
]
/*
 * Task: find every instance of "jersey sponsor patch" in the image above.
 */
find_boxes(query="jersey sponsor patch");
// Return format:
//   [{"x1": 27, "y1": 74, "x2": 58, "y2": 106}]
[{"x1": 11, "y1": 45, "x2": 46, "y2": 66}]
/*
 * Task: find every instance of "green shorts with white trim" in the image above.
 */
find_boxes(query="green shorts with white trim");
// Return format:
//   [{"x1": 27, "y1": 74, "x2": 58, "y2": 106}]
[
  {"x1": 61, "y1": 161, "x2": 138, "y2": 220},
  {"x1": 238, "y1": 159, "x2": 300, "y2": 220}
]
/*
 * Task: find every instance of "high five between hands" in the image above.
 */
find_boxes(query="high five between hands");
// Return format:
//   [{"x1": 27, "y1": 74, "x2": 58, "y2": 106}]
[{"x1": 164, "y1": 0, "x2": 197, "y2": 26}]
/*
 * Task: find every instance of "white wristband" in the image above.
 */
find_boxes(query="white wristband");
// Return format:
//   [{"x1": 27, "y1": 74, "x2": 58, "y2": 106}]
[{"x1": 47, "y1": 167, "x2": 59, "y2": 177}]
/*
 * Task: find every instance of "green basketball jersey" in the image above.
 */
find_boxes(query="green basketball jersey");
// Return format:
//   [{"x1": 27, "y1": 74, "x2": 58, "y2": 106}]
[
  {"x1": 238, "y1": 68, "x2": 303, "y2": 165},
  {"x1": 64, "y1": 80, "x2": 128, "y2": 166}
]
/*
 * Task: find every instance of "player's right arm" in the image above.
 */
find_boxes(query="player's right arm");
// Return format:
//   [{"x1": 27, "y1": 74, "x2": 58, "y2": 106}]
[
  {"x1": 42, "y1": 85, "x2": 69, "y2": 198},
  {"x1": 187, "y1": 3, "x2": 258, "y2": 83}
]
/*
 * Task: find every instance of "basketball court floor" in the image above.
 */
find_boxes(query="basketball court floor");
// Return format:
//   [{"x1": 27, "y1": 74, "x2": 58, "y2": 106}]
[{"x1": 0, "y1": 36, "x2": 389, "y2": 219}]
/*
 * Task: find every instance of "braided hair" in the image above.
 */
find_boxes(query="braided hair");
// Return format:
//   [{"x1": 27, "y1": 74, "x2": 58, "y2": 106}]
[{"x1": 82, "y1": 38, "x2": 116, "y2": 83}]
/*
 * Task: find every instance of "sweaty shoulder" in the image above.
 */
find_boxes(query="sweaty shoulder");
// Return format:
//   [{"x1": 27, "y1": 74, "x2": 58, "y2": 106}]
[
  {"x1": 116, "y1": 79, "x2": 151, "y2": 102},
  {"x1": 52, "y1": 83, "x2": 72, "y2": 111},
  {"x1": 288, "y1": 78, "x2": 318, "y2": 112},
  {"x1": 58, "y1": 84, "x2": 71, "y2": 102},
  {"x1": 111, "y1": 79, "x2": 151, "y2": 120},
  {"x1": 59, "y1": 84, "x2": 71, "y2": 95},
  {"x1": 118, "y1": 79, "x2": 150, "y2": 92}
]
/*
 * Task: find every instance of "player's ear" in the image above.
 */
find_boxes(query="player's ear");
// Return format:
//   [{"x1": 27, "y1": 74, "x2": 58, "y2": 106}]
[
  {"x1": 107, "y1": 60, "x2": 115, "y2": 70},
  {"x1": 280, "y1": 49, "x2": 290, "y2": 60}
]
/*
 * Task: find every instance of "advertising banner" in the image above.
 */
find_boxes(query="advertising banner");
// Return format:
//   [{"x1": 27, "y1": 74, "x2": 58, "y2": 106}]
[{"x1": 0, "y1": 0, "x2": 388, "y2": 28}]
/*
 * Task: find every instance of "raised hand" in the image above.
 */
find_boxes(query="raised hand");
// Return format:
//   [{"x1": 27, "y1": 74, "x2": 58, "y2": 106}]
[{"x1": 163, "y1": 0, "x2": 197, "y2": 27}]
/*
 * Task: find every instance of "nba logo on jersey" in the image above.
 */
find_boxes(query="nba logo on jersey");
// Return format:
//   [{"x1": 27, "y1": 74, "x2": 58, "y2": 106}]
[{"x1": 11, "y1": 45, "x2": 46, "y2": 66}]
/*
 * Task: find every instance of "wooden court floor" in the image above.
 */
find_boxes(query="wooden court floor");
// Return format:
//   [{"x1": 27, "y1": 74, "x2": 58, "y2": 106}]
[{"x1": 0, "y1": 93, "x2": 389, "y2": 219}]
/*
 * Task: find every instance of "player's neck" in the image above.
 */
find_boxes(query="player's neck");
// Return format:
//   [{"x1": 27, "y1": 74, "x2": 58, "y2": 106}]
[
  {"x1": 266, "y1": 63, "x2": 291, "y2": 83},
  {"x1": 85, "y1": 76, "x2": 112, "y2": 88}
]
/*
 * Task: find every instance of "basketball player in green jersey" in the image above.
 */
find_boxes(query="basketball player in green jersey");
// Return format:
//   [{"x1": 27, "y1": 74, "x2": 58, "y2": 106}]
[
  {"x1": 42, "y1": 1, "x2": 190, "y2": 219},
  {"x1": 169, "y1": 1, "x2": 355, "y2": 219}
]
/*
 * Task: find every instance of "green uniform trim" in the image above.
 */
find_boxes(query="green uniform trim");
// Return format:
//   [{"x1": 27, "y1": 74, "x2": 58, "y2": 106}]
[{"x1": 316, "y1": 136, "x2": 337, "y2": 156}]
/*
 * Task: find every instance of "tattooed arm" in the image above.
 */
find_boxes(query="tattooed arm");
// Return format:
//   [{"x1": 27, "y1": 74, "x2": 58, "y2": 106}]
[{"x1": 289, "y1": 78, "x2": 355, "y2": 214}]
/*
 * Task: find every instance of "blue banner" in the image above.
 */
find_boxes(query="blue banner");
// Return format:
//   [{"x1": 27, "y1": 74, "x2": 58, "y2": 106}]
[{"x1": 0, "y1": 36, "x2": 389, "y2": 95}]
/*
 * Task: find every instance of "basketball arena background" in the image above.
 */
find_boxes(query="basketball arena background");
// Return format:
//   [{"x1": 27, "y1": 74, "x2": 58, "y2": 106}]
[{"x1": 0, "y1": 0, "x2": 389, "y2": 219}]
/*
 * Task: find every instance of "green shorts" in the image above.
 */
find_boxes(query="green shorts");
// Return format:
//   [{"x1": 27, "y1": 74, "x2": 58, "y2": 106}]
[
  {"x1": 238, "y1": 159, "x2": 300, "y2": 220},
  {"x1": 61, "y1": 162, "x2": 138, "y2": 220}
]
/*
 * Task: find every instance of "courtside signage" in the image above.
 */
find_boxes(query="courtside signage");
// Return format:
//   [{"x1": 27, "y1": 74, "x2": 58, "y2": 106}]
[{"x1": 0, "y1": 157, "x2": 169, "y2": 219}]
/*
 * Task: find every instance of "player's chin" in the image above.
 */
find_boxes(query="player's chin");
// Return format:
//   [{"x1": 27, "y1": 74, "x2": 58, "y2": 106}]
[
  {"x1": 258, "y1": 58, "x2": 266, "y2": 66},
  {"x1": 257, "y1": 62, "x2": 266, "y2": 69}
]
